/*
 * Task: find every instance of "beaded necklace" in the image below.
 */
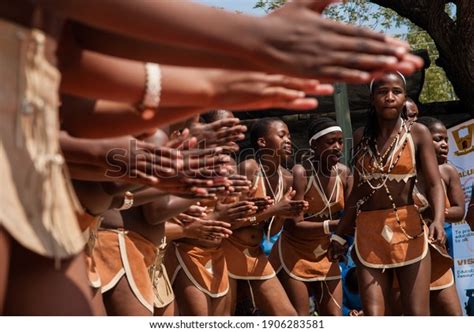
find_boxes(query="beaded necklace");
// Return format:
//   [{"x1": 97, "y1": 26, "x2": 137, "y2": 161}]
[
  {"x1": 359, "y1": 120, "x2": 404, "y2": 190},
  {"x1": 356, "y1": 121, "x2": 424, "y2": 240}
]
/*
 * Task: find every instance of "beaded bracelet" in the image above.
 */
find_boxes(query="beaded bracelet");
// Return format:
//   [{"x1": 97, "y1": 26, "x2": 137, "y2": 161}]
[
  {"x1": 139, "y1": 63, "x2": 162, "y2": 110},
  {"x1": 330, "y1": 234, "x2": 347, "y2": 246},
  {"x1": 323, "y1": 220, "x2": 331, "y2": 235},
  {"x1": 115, "y1": 191, "x2": 134, "y2": 211}
]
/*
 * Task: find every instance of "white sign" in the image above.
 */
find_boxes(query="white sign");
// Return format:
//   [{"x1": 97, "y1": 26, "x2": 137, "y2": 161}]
[{"x1": 447, "y1": 118, "x2": 474, "y2": 315}]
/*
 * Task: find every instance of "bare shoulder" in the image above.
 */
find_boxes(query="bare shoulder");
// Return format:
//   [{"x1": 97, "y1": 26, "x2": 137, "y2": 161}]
[
  {"x1": 410, "y1": 122, "x2": 431, "y2": 144},
  {"x1": 440, "y1": 163, "x2": 459, "y2": 178},
  {"x1": 237, "y1": 158, "x2": 259, "y2": 177},
  {"x1": 337, "y1": 162, "x2": 352, "y2": 177},
  {"x1": 291, "y1": 164, "x2": 306, "y2": 178}
]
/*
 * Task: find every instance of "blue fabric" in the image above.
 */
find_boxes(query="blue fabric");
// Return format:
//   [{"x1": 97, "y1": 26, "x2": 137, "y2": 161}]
[
  {"x1": 444, "y1": 222, "x2": 454, "y2": 258},
  {"x1": 339, "y1": 237, "x2": 363, "y2": 316},
  {"x1": 261, "y1": 230, "x2": 282, "y2": 256}
]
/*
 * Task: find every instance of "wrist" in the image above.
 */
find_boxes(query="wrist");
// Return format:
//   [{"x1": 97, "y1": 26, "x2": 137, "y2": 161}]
[
  {"x1": 330, "y1": 234, "x2": 347, "y2": 246},
  {"x1": 323, "y1": 220, "x2": 331, "y2": 235},
  {"x1": 114, "y1": 191, "x2": 134, "y2": 211},
  {"x1": 242, "y1": 17, "x2": 271, "y2": 68}
]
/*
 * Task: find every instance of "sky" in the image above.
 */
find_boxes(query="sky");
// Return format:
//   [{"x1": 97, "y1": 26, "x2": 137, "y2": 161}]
[
  {"x1": 192, "y1": 1, "x2": 407, "y2": 36},
  {"x1": 193, "y1": 0, "x2": 266, "y2": 15}
]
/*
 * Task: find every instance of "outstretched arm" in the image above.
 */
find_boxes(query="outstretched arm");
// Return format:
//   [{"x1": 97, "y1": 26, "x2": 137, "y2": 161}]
[{"x1": 44, "y1": 0, "x2": 421, "y2": 81}]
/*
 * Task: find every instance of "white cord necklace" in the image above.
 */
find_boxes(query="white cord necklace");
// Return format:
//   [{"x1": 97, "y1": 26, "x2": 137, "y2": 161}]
[
  {"x1": 258, "y1": 161, "x2": 284, "y2": 242},
  {"x1": 305, "y1": 163, "x2": 339, "y2": 221}
]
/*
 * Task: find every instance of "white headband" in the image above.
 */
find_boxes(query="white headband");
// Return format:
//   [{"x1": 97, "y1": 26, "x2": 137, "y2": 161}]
[
  {"x1": 309, "y1": 126, "x2": 342, "y2": 145},
  {"x1": 369, "y1": 71, "x2": 406, "y2": 93}
]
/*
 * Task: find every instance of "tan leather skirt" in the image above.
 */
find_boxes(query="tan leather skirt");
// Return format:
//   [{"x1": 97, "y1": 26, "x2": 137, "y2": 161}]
[{"x1": 0, "y1": 19, "x2": 85, "y2": 259}]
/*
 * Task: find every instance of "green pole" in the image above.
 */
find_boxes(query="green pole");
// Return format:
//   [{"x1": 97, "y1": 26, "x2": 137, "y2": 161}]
[{"x1": 333, "y1": 83, "x2": 353, "y2": 164}]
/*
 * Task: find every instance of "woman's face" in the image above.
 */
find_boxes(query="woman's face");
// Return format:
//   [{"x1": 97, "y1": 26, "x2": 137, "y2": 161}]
[
  {"x1": 311, "y1": 131, "x2": 343, "y2": 167},
  {"x1": 371, "y1": 74, "x2": 406, "y2": 121},
  {"x1": 405, "y1": 100, "x2": 419, "y2": 121},
  {"x1": 262, "y1": 120, "x2": 292, "y2": 159},
  {"x1": 430, "y1": 122, "x2": 449, "y2": 164}
]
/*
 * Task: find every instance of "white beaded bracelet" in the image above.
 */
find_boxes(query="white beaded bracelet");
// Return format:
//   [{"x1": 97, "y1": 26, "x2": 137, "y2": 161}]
[
  {"x1": 115, "y1": 191, "x2": 134, "y2": 211},
  {"x1": 330, "y1": 234, "x2": 347, "y2": 246},
  {"x1": 140, "y1": 63, "x2": 162, "y2": 110},
  {"x1": 323, "y1": 220, "x2": 331, "y2": 235}
]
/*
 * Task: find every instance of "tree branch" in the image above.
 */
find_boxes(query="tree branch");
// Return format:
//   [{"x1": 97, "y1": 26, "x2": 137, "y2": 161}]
[{"x1": 371, "y1": 0, "x2": 456, "y2": 56}]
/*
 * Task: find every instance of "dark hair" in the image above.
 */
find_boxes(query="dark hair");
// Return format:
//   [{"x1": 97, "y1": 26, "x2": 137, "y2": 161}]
[
  {"x1": 307, "y1": 117, "x2": 338, "y2": 143},
  {"x1": 249, "y1": 117, "x2": 282, "y2": 150},
  {"x1": 417, "y1": 116, "x2": 445, "y2": 132},
  {"x1": 200, "y1": 110, "x2": 234, "y2": 123}
]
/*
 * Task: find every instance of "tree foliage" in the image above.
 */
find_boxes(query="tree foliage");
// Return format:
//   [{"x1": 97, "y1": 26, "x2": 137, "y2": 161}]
[{"x1": 254, "y1": 0, "x2": 461, "y2": 104}]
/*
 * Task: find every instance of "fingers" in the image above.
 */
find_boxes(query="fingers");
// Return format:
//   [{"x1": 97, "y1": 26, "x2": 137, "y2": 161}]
[
  {"x1": 202, "y1": 220, "x2": 233, "y2": 237},
  {"x1": 293, "y1": 0, "x2": 341, "y2": 14},
  {"x1": 286, "y1": 187, "x2": 296, "y2": 199},
  {"x1": 248, "y1": 197, "x2": 273, "y2": 207},
  {"x1": 128, "y1": 169, "x2": 159, "y2": 186},
  {"x1": 229, "y1": 203, "x2": 258, "y2": 216},
  {"x1": 281, "y1": 97, "x2": 319, "y2": 110},
  {"x1": 428, "y1": 223, "x2": 445, "y2": 244},
  {"x1": 228, "y1": 175, "x2": 252, "y2": 187},
  {"x1": 185, "y1": 205, "x2": 207, "y2": 217},
  {"x1": 207, "y1": 118, "x2": 241, "y2": 131},
  {"x1": 289, "y1": 200, "x2": 309, "y2": 210},
  {"x1": 322, "y1": 20, "x2": 406, "y2": 55},
  {"x1": 165, "y1": 128, "x2": 191, "y2": 149}
]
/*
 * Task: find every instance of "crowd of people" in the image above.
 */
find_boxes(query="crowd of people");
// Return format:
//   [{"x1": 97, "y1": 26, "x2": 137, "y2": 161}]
[{"x1": 1, "y1": 0, "x2": 471, "y2": 316}]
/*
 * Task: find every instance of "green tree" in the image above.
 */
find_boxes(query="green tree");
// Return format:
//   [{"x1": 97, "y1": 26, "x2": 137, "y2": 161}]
[{"x1": 255, "y1": 0, "x2": 471, "y2": 112}]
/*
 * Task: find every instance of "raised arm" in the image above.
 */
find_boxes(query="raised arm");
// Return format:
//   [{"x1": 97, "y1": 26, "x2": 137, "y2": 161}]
[{"x1": 44, "y1": 0, "x2": 421, "y2": 81}]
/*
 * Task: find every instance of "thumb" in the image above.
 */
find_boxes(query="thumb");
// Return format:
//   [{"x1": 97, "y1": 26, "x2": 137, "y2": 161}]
[
  {"x1": 285, "y1": 186, "x2": 294, "y2": 198},
  {"x1": 289, "y1": 189, "x2": 296, "y2": 200},
  {"x1": 248, "y1": 186, "x2": 257, "y2": 198},
  {"x1": 428, "y1": 223, "x2": 435, "y2": 241},
  {"x1": 293, "y1": 0, "x2": 341, "y2": 13}
]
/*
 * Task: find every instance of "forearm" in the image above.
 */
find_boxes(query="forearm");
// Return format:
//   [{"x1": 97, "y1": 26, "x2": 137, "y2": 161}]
[
  {"x1": 67, "y1": 162, "x2": 110, "y2": 182},
  {"x1": 48, "y1": 0, "x2": 262, "y2": 62},
  {"x1": 426, "y1": 181, "x2": 446, "y2": 225},
  {"x1": 290, "y1": 219, "x2": 339, "y2": 237},
  {"x1": 61, "y1": 95, "x2": 202, "y2": 138},
  {"x1": 165, "y1": 196, "x2": 199, "y2": 219},
  {"x1": 72, "y1": 23, "x2": 261, "y2": 71},
  {"x1": 445, "y1": 207, "x2": 465, "y2": 223},
  {"x1": 142, "y1": 196, "x2": 196, "y2": 225},
  {"x1": 255, "y1": 205, "x2": 280, "y2": 223},
  {"x1": 130, "y1": 188, "x2": 169, "y2": 208},
  {"x1": 60, "y1": 131, "x2": 103, "y2": 166},
  {"x1": 334, "y1": 205, "x2": 357, "y2": 237},
  {"x1": 60, "y1": 45, "x2": 222, "y2": 109},
  {"x1": 165, "y1": 220, "x2": 186, "y2": 241},
  {"x1": 60, "y1": 49, "x2": 144, "y2": 104}
]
